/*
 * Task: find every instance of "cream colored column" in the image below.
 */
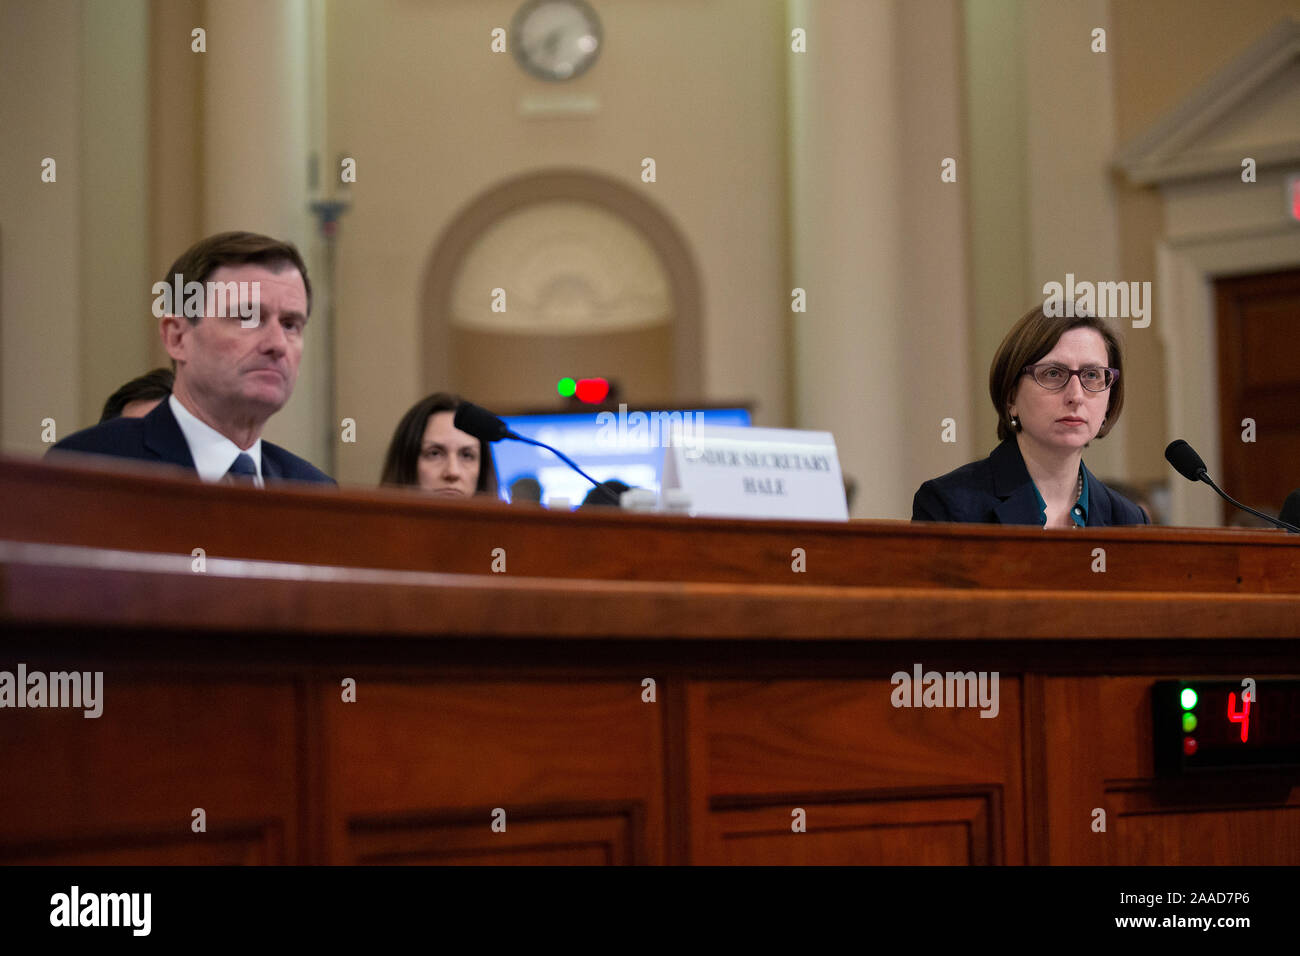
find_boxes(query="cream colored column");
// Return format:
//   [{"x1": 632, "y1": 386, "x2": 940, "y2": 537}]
[
  {"x1": 897, "y1": 0, "x2": 974, "y2": 499},
  {"x1": 788, "y1": 0, "x2": 908, "y2": 519},
  {"x1": 964, "y1": 0, "x2": 1029, "y2": 455},
  {"x1": 149, "y1": 0, "x2": 204, "y2": 368},
  {"x1": 1024, "y1": 0, "x2": 1126, "y2": 481},
  {"x1": 0, "y1": 0, "x2": 82, "y2": 455},
  {"x1": 81, "y1": 0, "x2": 150, "y2": 428},
  {"x1": 201, "y1": 0, "x2": 330, "y2": 471}
]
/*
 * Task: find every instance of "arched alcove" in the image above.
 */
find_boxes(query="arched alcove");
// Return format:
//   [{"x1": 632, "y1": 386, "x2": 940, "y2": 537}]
[{"x1": 421, "y1": 169, "x2": 703, "y2": 408}]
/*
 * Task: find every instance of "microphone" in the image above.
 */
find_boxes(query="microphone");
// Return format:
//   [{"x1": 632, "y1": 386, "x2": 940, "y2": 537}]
[
  {"x1": 1164, "y1": 439, "x2": 1210, "y2": 482},
  {"x1": 1280, "y1": 490, "x2": 1300, "y2": 530},
  {"x1": 1163, "y1": 439, "x2": 1300, "y2": 533},
  {"x1": 453, "y1": 401, "x2": 512, "y2": 443},
  {"x1": 453, "y1": 402, "x2": 622, "y2": 506}
]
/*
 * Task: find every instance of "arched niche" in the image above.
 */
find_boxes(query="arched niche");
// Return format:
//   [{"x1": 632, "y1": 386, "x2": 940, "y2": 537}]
[{"x1": 420, "y1": 168, "x2": 703, "y2": 407}]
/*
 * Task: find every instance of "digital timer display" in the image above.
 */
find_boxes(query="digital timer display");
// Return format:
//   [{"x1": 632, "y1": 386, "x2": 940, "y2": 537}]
[{"x1": 1152, "y1": 680, "x2": 1300, "y2": 774}]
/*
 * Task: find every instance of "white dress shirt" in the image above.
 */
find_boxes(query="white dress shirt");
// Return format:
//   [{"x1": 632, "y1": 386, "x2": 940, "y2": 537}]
[{"x1": 168, "y1": 394, "x2": 263, "y2": 486}]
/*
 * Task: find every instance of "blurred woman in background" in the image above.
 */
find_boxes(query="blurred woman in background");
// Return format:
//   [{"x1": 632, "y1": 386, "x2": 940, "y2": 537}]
[{"x1": 381, "y1": 392, "x2": 499, "y2": 498}]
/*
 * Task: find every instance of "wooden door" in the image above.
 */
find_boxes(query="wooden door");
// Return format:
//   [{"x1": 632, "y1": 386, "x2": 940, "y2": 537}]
[{"x1": 1214, "y1": 269, "x2": 1300, "y2": 525}]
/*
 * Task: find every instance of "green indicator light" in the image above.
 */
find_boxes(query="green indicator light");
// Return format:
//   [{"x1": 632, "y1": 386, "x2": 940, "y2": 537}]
[
  {"x1": 1180, "y1": 688, "x2": 1198, "y2": 710},
  {"x1": 557, "y1": 377, "x2": 576, "y2": 397},
  {"x1": 1182, "y1": 712, "x2": 1197, "y2": 733}
]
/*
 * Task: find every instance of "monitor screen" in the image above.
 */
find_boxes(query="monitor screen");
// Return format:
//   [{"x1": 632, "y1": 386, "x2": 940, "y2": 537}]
[{"x1": 494, "y1": 407, "x2": 752, "y2": 506}]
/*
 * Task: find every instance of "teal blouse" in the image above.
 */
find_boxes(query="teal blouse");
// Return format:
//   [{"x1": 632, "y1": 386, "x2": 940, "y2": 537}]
[{"x1": 1031, "y1": 466, "x2": 1090, "y2": 528}]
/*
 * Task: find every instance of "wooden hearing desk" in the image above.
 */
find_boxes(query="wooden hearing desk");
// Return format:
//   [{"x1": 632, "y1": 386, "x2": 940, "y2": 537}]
[{"x1": 1, "y1": 456, "x2": 1297, "y2": 865}]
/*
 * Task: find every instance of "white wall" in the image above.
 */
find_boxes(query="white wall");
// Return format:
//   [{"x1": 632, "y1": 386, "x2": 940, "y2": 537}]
[
  {"x1": 325, "y1": 0, "x2": 790, "y2": 485},
  {"x1": 0, "y1": 0, "x2": 84, "y2": 453}
]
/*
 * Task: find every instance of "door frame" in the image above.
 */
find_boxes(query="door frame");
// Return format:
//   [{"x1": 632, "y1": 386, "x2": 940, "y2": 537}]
[{"x1": 1157, "y1": 227, "x2": 1300, "y2": 526}]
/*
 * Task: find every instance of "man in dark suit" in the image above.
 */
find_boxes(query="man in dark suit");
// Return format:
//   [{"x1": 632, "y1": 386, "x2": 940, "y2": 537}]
[{"x1": 50, "y1": 232, "x2": 334, "y2": 486}]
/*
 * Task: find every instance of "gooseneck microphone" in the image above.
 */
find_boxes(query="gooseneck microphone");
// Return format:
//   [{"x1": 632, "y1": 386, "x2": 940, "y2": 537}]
[
  {"x1": 1164, "y1": 439, "x2": 1300, "y2": 533},
  {"x1": 452, "y1": 401, "x2": 513, "y2": 443},
  {"x1": 1280, "y1": 490, "x2": 1300, "y2": 531},
  {"x1": 453, "y1": 402, "x2": 621, "y2": 505}
]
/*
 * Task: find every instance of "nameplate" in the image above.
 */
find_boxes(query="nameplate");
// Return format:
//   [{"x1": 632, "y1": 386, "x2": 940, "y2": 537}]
[{"x1": 662, "y1": 426, "x2": 848, "y2": 521}]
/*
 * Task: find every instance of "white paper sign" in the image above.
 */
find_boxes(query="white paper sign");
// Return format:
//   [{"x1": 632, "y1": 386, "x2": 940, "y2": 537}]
[{"x1": 662, "y1": 425, "x2": 848, "y2": 521}]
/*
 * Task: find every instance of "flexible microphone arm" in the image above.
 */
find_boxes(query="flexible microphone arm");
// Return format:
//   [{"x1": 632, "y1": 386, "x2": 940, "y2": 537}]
[
  {"x1": 454, "y1": 403, "x2": 621, "y2": 506},
  {"x1": 1198, "y1": 471, "x2": 1300, "y2": 534},
  {"x1": 1281, "y1": 490, "x2": 1300, "y2": 531},
  {"x1": 508, "y1": 433, "x2": 621, "y2": 505},
  {"x1": 1164, "y1": 439, "x2": 1300, "y2": 533}
]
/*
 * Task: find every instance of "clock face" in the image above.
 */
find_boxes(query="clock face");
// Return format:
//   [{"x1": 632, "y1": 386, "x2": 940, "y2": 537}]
[{"x1": 510, "y1": 0, "x2": 603, "y2": 81}]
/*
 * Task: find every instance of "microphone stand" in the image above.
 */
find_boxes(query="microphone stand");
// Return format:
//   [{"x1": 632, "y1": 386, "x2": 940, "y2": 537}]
[{"x1": 1194, "y1": 470, "x2": 1300, "y2": 533}]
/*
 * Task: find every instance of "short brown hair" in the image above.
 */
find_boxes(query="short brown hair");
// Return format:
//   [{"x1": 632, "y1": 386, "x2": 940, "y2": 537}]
[
  {"x1": 989, "y1": 306, "x2": 1125, "y2": 442},
  {"x1": 161, "y1": 231, "x2": 312, "y2": 324}
]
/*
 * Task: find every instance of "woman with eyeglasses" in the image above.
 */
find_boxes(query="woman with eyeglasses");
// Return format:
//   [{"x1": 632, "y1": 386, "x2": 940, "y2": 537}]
[{"x1": 912, "y1": 306, "x2": 1148, "y2": 527}]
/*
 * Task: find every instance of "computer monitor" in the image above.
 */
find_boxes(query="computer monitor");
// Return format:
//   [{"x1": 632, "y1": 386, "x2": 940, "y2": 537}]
[{"x1": 495, "y1": 407, "x2": 752, "y2": 505}]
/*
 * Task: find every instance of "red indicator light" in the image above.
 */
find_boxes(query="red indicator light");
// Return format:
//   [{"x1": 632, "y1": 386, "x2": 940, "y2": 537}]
[
  {"x1": 1183, "y1": 736, "x2": 1198, "y2": 756},
  {"x1": 1291, "y1": 178, "x2": 1300, "y2": 221},
  {"x1": 574, "y1": 378, "x2": 610, "y2": 403},
  {"x1": 1227, "y1": 691, "x2": 1251, "y2": 743}
]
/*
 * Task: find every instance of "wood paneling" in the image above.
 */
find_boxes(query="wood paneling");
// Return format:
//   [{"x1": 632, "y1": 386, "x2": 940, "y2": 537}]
[
  {"x1": 5, "y1": 547, "x2": 1300, "y2": 642},
  {"x1": 8, "y1": 456, "x2": 1300, "y2": 595},
  {"x1": 1, "y1": 458, "x2": 1297, "y2": 865},
  {"x1": 713, "y1": 793, "x2": 994, "y2": 866},
  {"x1": 1041, "y1": 676, "x2": 1300, "y2": 865},
  {"x1": 0, "y1": 680, "x2": 299, "y2": 865},
  {"x1": 1, "y1": 826, "x2": 284, "y2": 866},
  {"x1": 1107, "y1": 796, "x2": 1300, "y2": 866},
  {"x1": 325, "y1": 681, "x2": 665, "y2": 865},
  {"x1": 1215, "y1": 269, "x2": 1300, "y2": 524},
  {"x1": 691, "y1": 680, "x2": 1020, "y2": 864},
  {"x1": 350, "y1": 806, "x2": 640, "y2": 866}
]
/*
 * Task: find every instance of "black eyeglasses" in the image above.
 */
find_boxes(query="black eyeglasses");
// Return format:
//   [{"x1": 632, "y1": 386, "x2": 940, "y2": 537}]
[{"x1": 1022, "y1": 363, "x2": 1119, "y2": 392}]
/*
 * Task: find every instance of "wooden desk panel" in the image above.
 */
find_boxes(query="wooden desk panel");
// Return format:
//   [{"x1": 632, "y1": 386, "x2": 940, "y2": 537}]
[
  {"x1": 711, "y1": 797, "x2": 994, "y2": 866},
  {"x1": 1, "y1": 457, "x2": 1298, "y2": 865},
  {"x1": 690, "y1": 679, "x2": 1023, "y2": 864},
  {"x1": 1043, "y1": 676, "x2": 1300, "y2": 866},
  {"x1": 8, "y1": 456, "x2": 1300, "y2": 597},
  {"x1": 0, "y1": 678, "x2": 301, "y2": 865},
  {"x1": 325, "y1": 680, "x2": 666, "y2": 865}
]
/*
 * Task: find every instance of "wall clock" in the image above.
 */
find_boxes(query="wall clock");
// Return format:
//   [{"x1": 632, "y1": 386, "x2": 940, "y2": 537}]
[{"x1": 510, "y1": 0, "x2": 603, "y2": 81}]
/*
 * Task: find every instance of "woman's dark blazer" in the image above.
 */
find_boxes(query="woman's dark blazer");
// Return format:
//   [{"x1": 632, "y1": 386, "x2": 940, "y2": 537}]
[{"x1": 912, "y1": 438, "x2": 1149, "y2": 526}]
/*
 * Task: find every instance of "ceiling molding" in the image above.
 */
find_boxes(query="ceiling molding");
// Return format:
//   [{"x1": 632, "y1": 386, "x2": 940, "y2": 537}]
[{"x1": 1115, "y1": 17, "x2": 1300, "y2": 186}]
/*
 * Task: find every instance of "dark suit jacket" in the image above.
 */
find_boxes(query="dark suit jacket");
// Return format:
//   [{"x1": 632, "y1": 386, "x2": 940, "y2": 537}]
[
  {"x1": 48, "y1": 399, "x2": 336, "y2": 485},
  {"x1": 912, "y1": 438, "x2": 1147, "y2": 526}
]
